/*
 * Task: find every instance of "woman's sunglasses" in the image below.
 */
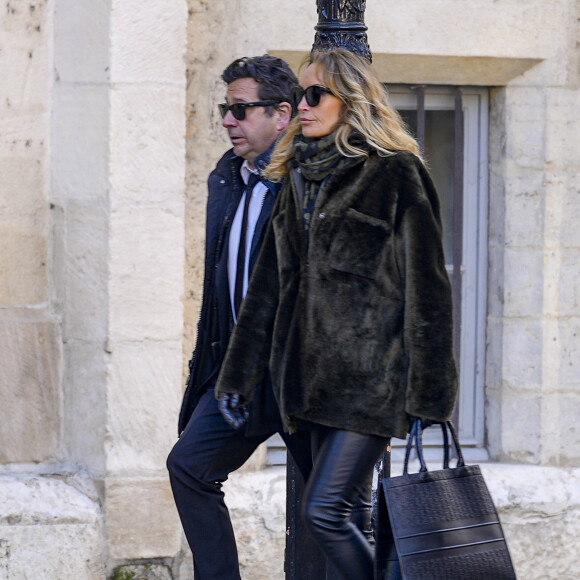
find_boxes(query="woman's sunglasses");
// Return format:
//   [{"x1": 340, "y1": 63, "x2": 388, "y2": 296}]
[
  {"x1": 291, "y1": 85, "x2": 334, "y2": 109},
  {"x1": 218, "y1": 101, "x2": 280, "y2": 121}
]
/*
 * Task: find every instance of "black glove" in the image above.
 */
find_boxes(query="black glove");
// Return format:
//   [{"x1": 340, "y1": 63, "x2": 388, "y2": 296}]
[{"x1": 218, "y1": 393, "x2": 249, "y2": 429}]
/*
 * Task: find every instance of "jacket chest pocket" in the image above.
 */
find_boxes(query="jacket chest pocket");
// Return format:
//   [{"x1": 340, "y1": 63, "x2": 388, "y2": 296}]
[{"x1": 328, "y1": 208, "x2": 391, "y2": 280}]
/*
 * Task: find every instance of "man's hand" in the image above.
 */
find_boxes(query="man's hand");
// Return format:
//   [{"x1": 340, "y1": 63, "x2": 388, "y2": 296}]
[{"x1": 218, "y1": 393, "x2": 249, "y2": 429}]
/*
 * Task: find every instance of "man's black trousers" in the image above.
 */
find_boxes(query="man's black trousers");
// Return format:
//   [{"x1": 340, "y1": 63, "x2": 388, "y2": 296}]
[{"x1": 166, "y1": 388, "x2": 312, "y2": 580}]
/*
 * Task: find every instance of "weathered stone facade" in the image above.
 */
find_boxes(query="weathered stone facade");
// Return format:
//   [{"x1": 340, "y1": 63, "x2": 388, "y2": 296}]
[
  {"x1": 2, "y1": 0, "x2": 187, "y2": 576},
  {"x1": 1, "y1": 0, "x2": 579, "y2": 578}
]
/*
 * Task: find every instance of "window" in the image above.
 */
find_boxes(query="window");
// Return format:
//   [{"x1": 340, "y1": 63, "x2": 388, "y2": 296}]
[{"x1": 387, "y1": 85, "x2": 489, "y2": 461}]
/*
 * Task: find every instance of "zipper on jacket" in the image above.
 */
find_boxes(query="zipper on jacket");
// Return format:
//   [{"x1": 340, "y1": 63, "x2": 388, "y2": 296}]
[
  {"x1": 214, "y1": 213, "x2": 233, "y2": 272},
  {"x1": 215, "y1": 159, "x2": 242, "y2": 272}
]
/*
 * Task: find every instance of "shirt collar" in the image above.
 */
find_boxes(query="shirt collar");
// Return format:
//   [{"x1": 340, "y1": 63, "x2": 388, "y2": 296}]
[{"x1": 240, "y1": 159, "x2": 260, "y2": 185}]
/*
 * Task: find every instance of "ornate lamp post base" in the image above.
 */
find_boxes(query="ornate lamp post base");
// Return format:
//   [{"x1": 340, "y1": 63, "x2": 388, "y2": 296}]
[{"x1": 312, "y1": 0, "x2": 372, "y2": 61}]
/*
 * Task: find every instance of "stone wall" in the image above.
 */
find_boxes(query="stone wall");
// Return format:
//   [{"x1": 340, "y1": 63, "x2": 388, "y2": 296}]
[
  {"x1": 1, "y1": 0, "x2": 59, "y2": 464},
  {"x1": 2, "y1": 0, "x2": 188, "y2": 576},
  {"x1": 1, "y1": 0, "x2": 579, "y2": 578}
]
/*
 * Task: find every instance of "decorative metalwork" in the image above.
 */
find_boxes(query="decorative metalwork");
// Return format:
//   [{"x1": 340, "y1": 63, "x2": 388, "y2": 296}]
[{"x1": 312, "y1": 0, "x2": 372, "y2": 62}]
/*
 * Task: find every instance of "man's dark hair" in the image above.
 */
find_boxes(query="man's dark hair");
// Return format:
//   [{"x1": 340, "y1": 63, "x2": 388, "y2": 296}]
[{"x1": 222, "y1": 55, "x2": 298, "y2": 114}]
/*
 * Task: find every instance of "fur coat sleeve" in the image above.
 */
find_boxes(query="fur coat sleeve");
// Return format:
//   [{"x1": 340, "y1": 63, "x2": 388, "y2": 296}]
[{"x1": 395, "y1": 160, "x2": 459, "y2": 422}]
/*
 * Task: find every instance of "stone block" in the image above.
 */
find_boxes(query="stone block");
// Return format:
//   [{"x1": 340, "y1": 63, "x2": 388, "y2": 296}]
[
  {"x1": 488, "y1": 87, "x2": 508, "y2": 181},
  {"x1": 558, "y1": 171, "x2": 580, "y2": 247},
  {"x1": 542, "y1": 170, "x2": 568, "y2": 248},
  {"x1": 538, "y1": 390, "x2": 567, "y2": 464},
  {"x1": 0, "y1": 12, "x2": 51, "y2": 309},
  {"x1": 503, "y1": 88, "x2": 547, "y2": 169},
  {"x1": 63, "y1": 201, "x2": 109, "y2": 342},
  {"x1": 502, "y1": 248, "x2": 544, "y2": 318},
  {"x1": 106, "y1": 342, "x2": 182, "y2": 473},
  {"x1": 558, "y1": 249, "x2": 580, "y2": 317},
  {"x1": 500, "y1": 318, "x2": 544, "y2": 389},
  {"x1": 0, "y1": 29, "x2": 51, "y2": 112},
  {"x1": 1, "y1": 0, "x2": 50, "y2": 39},
  {"x1": 486, "y1": 244, "x2": 506, "y2": 319},
  {"x1": 500, "y1": 385, "x2": 541, "y2": 462},
  {"x1": 0, "y1": 522, "x2": 103, "y2": 580},
  {"x1": 110, "y1": 0, "x2": 187, "y2": 84},
  {"x1": 0, "y1": 157, "x2": 45, "y2": 221},
  {"x1": 558, "y1": 391, "x2": 580, "y2": 463},
  {"x1": 224, "y1": 466, "x2": 287, "y2": 580},
  {"x1": 484, "y1": 390, "x2": 503, "y2": 460},
  {"x1": 0, "y1": 474, "x2": 103, "y2": 579},
  {"x1": 0, "y1": 157, "x2": 48, "y2": 306},
  {"x1": 485, "y1": 315, "x2": 508, "y2": 460},
  {"x1": 0, "y1": 473, "x2": 100, "y2": 527},
  {"x1": 108, "y1": 206, "x2": 184, "y2": 343},
  {"x1": 185, "y1": 1, "x2": 244, "y2": 77},
  {"x1": 503, "y1": 171, "x2": 545, "y2": 247},
  {"x1": 174, "y1": 542, "x2": 194, "y2": 580},
  {"x1": 0, "y1": 321, "x2": 60, "y2": 463},
  {"x1": 52, "y1": 85, "x2": 109, "y2": 202},
  {"x1": 559, "y1": 317, "x2": 580, "y2": 385},
  {"x1": 109, "y1": 86, "x2": 186, "y2": 201},
  {"x1": 546, "y1": 88, "x2": 580, "y2": 168},
  {"x1": 364, "y1": 0, "x2": 565, "y2": 61},
  {"x1": 183, "y1": 192, "x2": 206, "y2": 379},
  {"x1": 53, "y1": 0, "x2": 110, "y2": 85},
  {"x1": 482, "y1": 464, "x2": 580, "y2": 580},
  {"x1": 0, "y1": 111, "x2": 48, "y2": 160},
  {"x1": 63, "y1": 340, "x2": 108, "y2": 475},
  {"x1": 0, "y1": 229, "x2": 48, "y2": 307},
  {"x1": 105, "y1": 477, "x2": 181, "y2": 560},
  {"x1": 485, "y1": 313, "x2": 504, "y2": 390}
]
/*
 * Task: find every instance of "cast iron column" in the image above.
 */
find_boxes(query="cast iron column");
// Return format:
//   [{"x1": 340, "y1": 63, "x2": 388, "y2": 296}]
[
  {"x1": 285, "y1": 5, "x2": 373, "y2": 579},
  {"x1": 312, "y1": 0, "x2": 372, "y2": 61}
]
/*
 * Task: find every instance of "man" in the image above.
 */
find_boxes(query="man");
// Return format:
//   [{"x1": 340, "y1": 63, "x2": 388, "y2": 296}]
[{"x1": 166, "y1": 55, "x2": 311, "y2": 580}]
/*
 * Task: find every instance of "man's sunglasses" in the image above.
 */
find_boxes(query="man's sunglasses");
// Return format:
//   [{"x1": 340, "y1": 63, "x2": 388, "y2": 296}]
[
  {"x1": 291, "y1": 85, "x2": 334, "y2": 109},
  {"x1": 218, "y1": 101, "x2": 280, "y2": 121}
]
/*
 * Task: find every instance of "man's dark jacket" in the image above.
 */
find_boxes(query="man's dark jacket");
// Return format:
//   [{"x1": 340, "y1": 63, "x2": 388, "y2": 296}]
[{"x1": 177, "y1": 145, "x2": 283, "y2": 435}]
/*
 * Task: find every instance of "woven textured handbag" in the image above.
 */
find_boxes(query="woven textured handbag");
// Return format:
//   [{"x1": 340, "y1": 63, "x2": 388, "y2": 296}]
[{"x1": 377, "y1": 420, "x2": 517, "y2": 580}]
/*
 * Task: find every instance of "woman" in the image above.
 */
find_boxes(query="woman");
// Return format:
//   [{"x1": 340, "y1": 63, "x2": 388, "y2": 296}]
[{"x1": 216, "y1": 48, "x2": 458, "y2": 579}]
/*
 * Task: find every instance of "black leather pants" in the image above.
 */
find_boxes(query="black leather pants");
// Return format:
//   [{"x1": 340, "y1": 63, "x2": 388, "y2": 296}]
[{"x1": 303, "y1": 427, "x2": 389, "y2": 580}]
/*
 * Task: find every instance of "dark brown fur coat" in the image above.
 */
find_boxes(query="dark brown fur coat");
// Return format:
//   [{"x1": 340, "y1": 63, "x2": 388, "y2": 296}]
[{"x1": 216, "y1": 150, "x2": 458, "y2": 439}]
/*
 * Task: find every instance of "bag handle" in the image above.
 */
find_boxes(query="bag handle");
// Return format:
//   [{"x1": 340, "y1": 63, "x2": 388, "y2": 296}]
[{"x1": 403, "y1": 419, "x2": 465, "y2": 475}]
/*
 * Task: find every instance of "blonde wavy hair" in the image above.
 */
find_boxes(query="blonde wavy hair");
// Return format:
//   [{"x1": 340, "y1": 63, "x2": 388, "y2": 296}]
[{"x1": 265, "y1": 48, "x2": 421, "y2": 181}]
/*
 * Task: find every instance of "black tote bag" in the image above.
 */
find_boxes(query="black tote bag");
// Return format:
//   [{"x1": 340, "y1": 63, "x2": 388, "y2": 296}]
[{"x1": 376, "y1": 420, "x2": 517, "y2": 580}]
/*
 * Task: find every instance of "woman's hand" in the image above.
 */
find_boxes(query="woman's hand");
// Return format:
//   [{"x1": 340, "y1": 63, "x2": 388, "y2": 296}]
[
  {"x1": 218, "y1": 393, "x2": 249, "y2": 429},
  {"x1": 408, "y1": 415, "x2": 436, "y2": 430}
]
